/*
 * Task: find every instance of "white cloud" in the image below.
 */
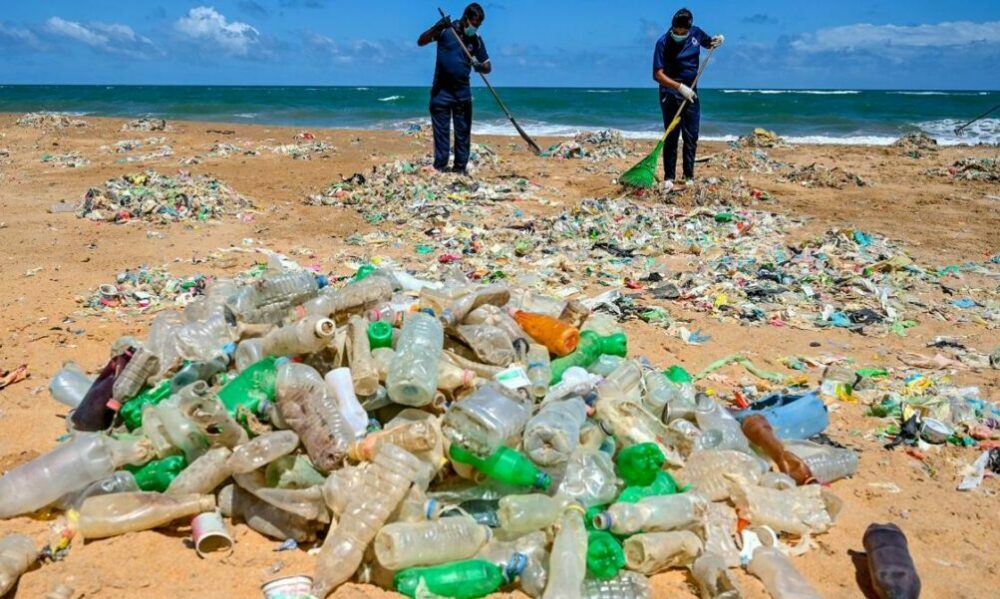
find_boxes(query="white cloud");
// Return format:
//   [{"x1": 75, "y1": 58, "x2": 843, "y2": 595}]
[
  {"x1": 45, "y1": 16, "x2": 159, "y2": 58},
  {"x1": 304, "y1": 32, "x2": 410, "y2": 65},
  {"x1": 0, "y1": 22, "x2": 45, "y2": 49},
  {"x1": 793, "y1": 20, "x2": 1000, "y2": 53},
  {"x1": 175, "y1": 6, "x2": 261, "y2": 57}
]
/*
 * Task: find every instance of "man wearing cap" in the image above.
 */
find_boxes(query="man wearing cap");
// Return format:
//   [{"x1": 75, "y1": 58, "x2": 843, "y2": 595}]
[
  {"x1": 653, "y1": 8, "x2": 724, "y2": 193},
  {"x1": 418, "y1": 3, "x2": 491, "y2": 175}
]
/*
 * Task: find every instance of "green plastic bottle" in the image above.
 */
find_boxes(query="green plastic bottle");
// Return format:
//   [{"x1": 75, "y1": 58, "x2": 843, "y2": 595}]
[
  {"x1": 126, "y1": 455, "x2": 188, "y2": 492},
  {"x1": 616, "y1": 471, "x2": 681, "y2": 504},
  {"x1": 354, "y1": 264, "x2": 376, "y2": 281},
  {"x1": 119, "y1": 380, "x2": 172, "y2": 431},
  {"x1": 394, "y1": 559, "x2": 505, "y2": 599},
  {"x1": 587, "y1": 530, "x2": 625, "y2": 579},
  {"x1": 216, "y1": 356, "x2": 279, "y2": 418},
  {"x1": 616, "y1": 443, "x2": 665, "y2": 487},
  {"x1": 367, "y1": 320, "x2": 393, "y2": 350},
  {"x1": 449, "y1": 445, "x2": 551, "y2": 490},
  {"x1": 550, "y1": 331, "x2": 628, "y2": 384}
]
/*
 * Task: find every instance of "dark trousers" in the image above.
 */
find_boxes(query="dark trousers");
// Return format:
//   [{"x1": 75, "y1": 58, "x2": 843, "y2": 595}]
[
  {"x1": 659, "y1": 91, "x2": 701, "y2": 181},
  {"x1": 430, "y1": 88, "x2": 473, "y2": 172}
]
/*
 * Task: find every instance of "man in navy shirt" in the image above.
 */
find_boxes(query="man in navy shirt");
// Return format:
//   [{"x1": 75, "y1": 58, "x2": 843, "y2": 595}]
[
  {"x1": 653, "y1": 8, "x2": 723, "y2": 193},
  {"x1": 418, "y1": 3, "x2": 491, "y2": 174}
]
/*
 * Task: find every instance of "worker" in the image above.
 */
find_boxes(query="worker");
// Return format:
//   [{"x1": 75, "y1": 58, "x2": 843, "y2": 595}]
[
  {"x1": 418, "y1": 3, "x2": 491, "y2": 175},
  {"x1": 653, "y1": 8, "x2": 723, "y2": 193}
]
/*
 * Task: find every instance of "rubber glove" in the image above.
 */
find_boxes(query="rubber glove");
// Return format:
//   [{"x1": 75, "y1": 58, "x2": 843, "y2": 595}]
[
  {"x1": 677, "y1": 84, "x2": 697, "y2": 103},
  {"x1": 471, "y1": 57, "x2": 487, "y2": 73},
  {"x1": 711, "y1": 34, "x2": 725, "y2": 48}
]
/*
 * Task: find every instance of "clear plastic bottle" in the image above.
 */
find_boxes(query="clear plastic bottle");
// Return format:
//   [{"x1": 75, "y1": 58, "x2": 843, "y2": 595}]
[
  {"x1": 730, "y1": 483, "x2": 836, "y2": 536},
  {"x1": 141, "y1": 382, "x2": 247, "y2": 460},
  {"x1": 234, "y1": 337, "x2": 265, "y2": 372},
  {"x1": 747, "y1": 547, "x2": 822, "y2": 599},
  {"x1": 321, "y1": 463, "x2": 368, "y2": 518},
  {"x1": 0, "y1": 534, "x2": 37, "y2": 596},
  {"x1": 219, "y1": 483, "x2": 321, "y2": 542},
  {"x1": 593, "y1": 493, "x2": 709, "y2": 536},
  {"x1": 228, "y1": 430, "x2": 300, "y2": 474},
  {"x1": 232, "y1": 470, "x2": 328, "y2": 523},
  {"x1": 444, "y1": 350, "x2": 504, "y2": 379},
  {"x1": 387, "y1": 312, "x2": 444, "y2": 407},
  {"x1": 623, "y1": 531, "x2": 703, "y2": 574},
  {"x1": 543, "y1": 509, "x2": 587, "y2": 599},
  {"x1": 324, "y1": 367, "x2": 369, "y2": 438},
  {"x1": 465, "y1": 304, "x2": 528, "y2": 343},
  {"x1": 784, "y1": 440, "x2": 859, "y2": 484},
  {"x1": 226, "y1": 268, "x2": 321, "y2": 325},
  {"x1": 476, "y1": 530, "x2": 549, "y2": 598},
  {"x1": 373, "y1": 348, "x2": 475, "y2": 392},
  {"x1": 439, "y1": 283, "x2": 511, "y2": 328},
  {"x1": 557, "y1": 448, "x2": 619, "y2": 508},
  {"x1": 594, "y1": 398, "x2": 683, "y2": 467},
  {"x1": 303, "y1": 274, "x2": 395, "y2": 320},
  {"x1": 170, "y1": 353, "x2": 231, "y2": 392},
  {"x1": 508, "y1": 290, "x2": 566, "y2": 319},
  {"x1": 588, "y1": 354, "x2": 625, "y2": 377},
  {"x1": 348, "y1": 421, "x2": 439, "y2": 462},
  {"x1": 702, "y1": 501, "x2": 741, "y2": 568},
  {"x1": 442, "y1": 382, "x2": 533, "y2": 457},
  {"x1": 600, "y1": 360, "x2": 644, "y2": 403},
  {"x1": 497, "y1": 494, "x2": 570, "y2": 534},
  {"x1": 111, "y1": 347, "x2": 160, "y2": 404},
  {"x1": 312, "y1": 444, "x2": 425, "y2": 598},
  {"x1": 456, "y1": 324, "x2": 516, "y2": 366},
  {"x1": 676, "y1": 450, "x2": 768, "y2": 502},
  {"x1": 695, "y1": 394, "x2": 752, "y2": 454},
  {"x1": 0, "y1": 433, "x2": 152, "y2": 519},
  {"x1": 374, "y1": 516, "x2": 490, "y2": 570},
  {"x1": 523, "y1": 397, "x2": 587, "y2": 466},
  {"x1": 348, "y1": 316, "x2": 380, "y2": 397},
  {"x1": 524, "y1": 343, "x2": 552, "y2": 399},
  {"x1": 166, "y1": 446, "x2": 233, "y2": 495},
  {"x1": 581, "y1": 570, "x2": 651, "y2": 599},
  {"x1": 275, "y1": 362, "x2": 354, "y2": 472},
  {"x1": 77, "y1": 492, "x2": 215, "y2": 539},
  {"x1": 48, "y1": 362, "x2": 94, "y2": 409},
  {"x1": 55, "y1": 471, "x2": 139, "y2": 510},
  {"x1": 691, "y1": 552, "x2": 741, "y2": 599},
  {"x1": 259, "y1": 314, "x2": 335, "y2": 357},
  {"x1": 660, "y1": 366, "x2": 698, "y2": 423}
]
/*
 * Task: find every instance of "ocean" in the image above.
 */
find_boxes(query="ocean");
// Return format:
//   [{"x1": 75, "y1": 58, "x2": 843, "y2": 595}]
[{"x1": 0, "y1": 85, "x2": 997, "y2": 146}]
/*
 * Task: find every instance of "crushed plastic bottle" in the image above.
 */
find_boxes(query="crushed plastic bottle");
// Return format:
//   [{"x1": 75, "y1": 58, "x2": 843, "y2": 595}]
[
  {"x1": 747, "y1": 546, "x2": 822, "y2": 599},
  {"x1": 522, "y1": 397, "x2": 587, "y2": 466},
  {"x1": 0, "y1": 534, "x2": 37, "y2": 596},
  {"x1": 48, "y1": 361, "x2": 94, "y2": 409},
  {"x1": 375, "y1": 516, "x2": 490, "y2": 570},
  {"x1": 581, "y1": 570, "x2": 651, "y2": 599},
  {"x1": 593, "y1": 493, "x2": 709, "y2": 536},
  {"x1": 543, "y1": 508, "x2": 587, "y2": 599},
  {"x1": 623, "y1": 530, "x2": 703, "y2": 574},
  {"x1": 387, "y1": 311, "x2": 444, "y2": 407},
  {"x1": 347, "y1": 316, "x2": 380, "y2": 396},
  {"x1": 443, "y1": 382, "x2": 533, "y2": 457},
  {"x1": 77, "y1": 492, "x2": 215, "y2": 539}
]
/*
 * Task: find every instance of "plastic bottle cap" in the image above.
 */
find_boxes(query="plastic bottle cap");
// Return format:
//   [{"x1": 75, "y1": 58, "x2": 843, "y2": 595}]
[
  {"x1": 314, "y1": 275, "x2": 329, "y2": 288},
  {"x1": 535, "y1": 472, "x2": 552, "y2": 490},
  {"x1": 593, "y1": 511, "x2": 612, "y2": 530},
  {"x1": 504, "y1": 552, "x2": 529, "y2": 583},
  {"x1": 367, "y1": 320, "x2": 394, "y2": 349},
  {"x1": 664, "y1": 365, "x2": 693, "y2": 384}
]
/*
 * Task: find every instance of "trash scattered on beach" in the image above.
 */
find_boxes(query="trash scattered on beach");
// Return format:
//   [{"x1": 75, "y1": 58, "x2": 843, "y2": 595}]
[
  {"x1": 41, "y1": 152, "x2": 90, "y2": 168},
  {"x1": 76, "y1": 170, "x2": 256, "y2": 224},
  {"x1": 738, "y1": 128, "x2": 789, "y2": 149},
  {"x1": 783, "y1": 163, "x2": 868, "y2": 188},
  {"x1": 891, "y1": 132, "x2": 938, "y2": 158},
  {"x1": 16, "y1": 112, "x2": 87, "y2": 129},
  {"x1": 928, "y1": 157, "x2": 1000, "y2": 182},
  {"x1": 122, "y1": 118, "x2": 167, "y2": 132}
]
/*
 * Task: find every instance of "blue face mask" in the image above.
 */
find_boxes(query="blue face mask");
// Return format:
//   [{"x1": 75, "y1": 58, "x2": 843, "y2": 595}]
[
  {"x1": 465, "y1": 25, "x2": 478, "y2": 37},
  {"x1": 670, "y1": 31, "x2": 689, "y2": 43}
]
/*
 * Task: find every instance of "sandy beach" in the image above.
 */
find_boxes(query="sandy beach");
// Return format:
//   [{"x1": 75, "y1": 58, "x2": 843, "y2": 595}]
[{"x1": 0, "y1": 113, "x2": 998, "y2": 598}]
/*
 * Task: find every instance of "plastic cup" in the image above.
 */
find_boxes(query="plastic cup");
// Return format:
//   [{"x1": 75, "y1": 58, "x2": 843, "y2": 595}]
[
  {"x1": 260, "y1": 575, "x2": 314, "y2": 599},
  {"x1": 191, "y1": 511, "x2": 233, "y2": 558}
]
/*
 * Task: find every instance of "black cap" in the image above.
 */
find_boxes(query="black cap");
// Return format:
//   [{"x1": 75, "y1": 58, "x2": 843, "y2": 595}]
[
  {"x1": 465, "y1": 3, "x2": 485, "y2": 21},
  {"x1": 672, "y1": 8, "x2": 693, "y2": 29}
]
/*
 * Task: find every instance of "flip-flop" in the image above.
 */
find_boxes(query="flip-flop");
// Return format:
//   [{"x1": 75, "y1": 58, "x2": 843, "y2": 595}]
[{"x1": 0, "y1": 364, "x2": 29, "y2": 390}]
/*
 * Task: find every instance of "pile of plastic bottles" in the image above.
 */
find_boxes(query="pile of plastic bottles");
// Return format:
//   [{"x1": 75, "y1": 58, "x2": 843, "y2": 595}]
[{"x1": 2, "y1": 257, "x2": 876, "y2": 599}]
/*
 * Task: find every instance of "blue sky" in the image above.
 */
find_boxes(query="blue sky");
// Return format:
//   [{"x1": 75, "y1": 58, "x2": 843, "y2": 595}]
[{"x1": 1, "y1": 1, "x2": 998, "y2": 89}]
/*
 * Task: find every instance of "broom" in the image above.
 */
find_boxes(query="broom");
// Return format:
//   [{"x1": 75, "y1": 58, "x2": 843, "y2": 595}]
[{"x1": 620, "y1": 47, "x2": 716, "y2": 189}]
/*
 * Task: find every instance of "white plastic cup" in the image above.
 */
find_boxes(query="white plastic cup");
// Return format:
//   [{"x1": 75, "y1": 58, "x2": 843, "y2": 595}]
[
  {"x1": 260, "y1": 575, "x2": 315, "y2": 599},
  {"x1": 324, "y1": 367, "x2": 369, "y2": 439},
  {"x1": 191, "y1": 511, "x2": 233, "y2": 558}
]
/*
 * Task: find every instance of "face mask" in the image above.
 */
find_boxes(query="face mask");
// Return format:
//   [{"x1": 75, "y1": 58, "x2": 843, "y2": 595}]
[
  {"x1": 465, "y1": 25, "x2": 478, "y2": 37},
  {"x1": 670, "y1": 31, "x2": 689, "y2": 43}
]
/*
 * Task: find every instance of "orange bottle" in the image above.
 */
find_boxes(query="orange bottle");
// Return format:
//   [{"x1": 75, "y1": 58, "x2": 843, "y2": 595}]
[{"x1": 512, "y1": 310, "x2": 580, "y2": 357}]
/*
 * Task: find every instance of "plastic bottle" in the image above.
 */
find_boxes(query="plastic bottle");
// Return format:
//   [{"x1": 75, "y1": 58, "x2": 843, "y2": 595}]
[
  {"x1": 623, "y1": 530, "x2": 703, "y2": 574},
  {"x1": 863, "y1": 523, "x2": 921, "y2": 599},
  {"x1": 588, "y1": 354, "x2": 625, "y2": 377},
  {"x1": 550, "y1": 330, "x2": 628, "y2": 384},
  {"x1": 233, "y1": 470, "x2": 328, "y2": 523},
  {"x1": 226, "y1": 268, "x2": 322, "y2": 324},
  {"x1": 747, "y1": 546, "x2": 822, "y2": 599},
  {"x1": 276, "y1": 362, "x2": 354, "y2": 472},
  {"x1": 394, "y1": 559, "x2": 505, "y2": 599},
  {"x1": 476, "y1": 530, "x2": 549, "y2": 597},
  {"x1": 166, "y1": 446, "x2": 233, "y2": 496},
  {"x1": 375, "y1": 517, "x2": 490, "y2": 570},
  {"x1": 119, "y1": 379, "x2": 172, "y2": 431},
  {"x1": 508, "y1": 289, "x2": 567, "y2": 318},
  {"x1": 442, "y1": 382, "x2": 533, "y2": 457},
  {"x1": 730, "y1": 483, "x2": 836, "y2": 536},
  {"x1": 465, "y1": 304, "x2": 529, "y2": 343},
  {"x1": 312, "y1": 444, "x2": 424, "y2": 598},
  {"x1": 601, "y1": 360, "x2": 644, "y2": 402},
  {"x1": 593, "y1": 493, "x2": 709, "y2": 535},
  {"x1": 266, "y1": 454, "x2": 326, "y2": 489},
  {"x1": 702, "y1": 502, "x2": 741, "y2": 568},
  {"x1": 616, "y1": 443, "x2": 666, "y2": 487},
  {"x1": 512, "y1": 310, "x2": 580, "y2": 357},
  {"x1": 348, "y1": 421, "x2": 438, "y2": 462},
  {"x1": 257, "y1": 315, "x2": 335, "y2": 357},
  {"x1": 71, "y1": 350, "x2": 132, "y2": 431},
  {"x1": 0, "y1": 534, "x2": 37, "y2": 596},
  {"x1": 594, "y1": 397, "x2": 682, "y2": 467},
  {"x1": 49, "y1": 362, "x2": 94, "y2": 409},
  {"x1": 219, "y1": 484, "x2": 320, "y2": 542},
  {"x1": 660, "y1": 365, "x2": 697, "y2": 421},
  {"x1": 111, "y1": 347, "x2": 160, "y2": 405},
  {"x1": 387, "y1": 311, "x2": 444, "y2": 407},
  {"x1": 55, "y1": 471, "x2": 139, "y2": 510},
  {"x1": 449, "y1": 445, "x2": 551, "y2": 490},
  {"x1": 77, "y1": 492, "x2": 215, "y2": 539},
  {"x1": 303, "y1": 274, "x2": 395, "y2": 320},
  {"x1": 234, "y1": 337, "x2": 265, "y2": 372},
  {"x1": 695, "y1": 394, "x2": 752, "y2": 454},
  {"x1": 557, "y1": 448, "x2": 619, "y2": 508},
  {"x1": 587, "y1": 530, "x2": 625, "y2": 579},
  {"x1": 373, "y1": 348, "x2": 474, "y2": 392},
  {"x1": 676, "y1": 450, "x2": 768, "y2": 502},
  {"x1": 0, "y1": 433, "x2": 152, "y2": 519},
  {"x1": 437, "y1": 283, "x2": 511, "y2": 328},
  {"x1": 228, "y1": 428, "x2": 296, "y2": 471},
  {"x1": 347, "y1": 316, "x2": 380, "y2": 396},
  {"x1": 522, "y1": 397, "x2": 587, "y2": 466},
  {"x1": 692, "y1": 553, "x2": 741, "y2": 599},
  {"x1": 617, "y1": 471, "x2": 680, "y2": 504},
  {"x1": 141, "y1": 382, "x2": 247, "y2": 461},
  {"x1": 741, "y1": 414, "x2": 814, "y2": 485},
  {"x1": 170, "y1": 353, "x2": 231, "y2": 392},
  {"x1": 497, "y1": 494, "x2": 570, "y2": 534},
  {"x1": 216, "y1": 355, "x2": 279, "y2": 418},
  {"x1": 521, "y1": 343, "x2": 551, "y2": 399},
  {"x1": 456, "y1": 324, "x2": 516, "y2": 366},
  {"x1": 784, "y1": 440, "x2": 859, "y2": 484},
  {"x1": 581, "y1": 570, "x2": 652, "y2": 599},
  {"x1": 324, "y1": 367, "x2": 369, "y2": 438},
  {"x1": 543, "y1": 509, "x2": 587, "y2": 599},
  {"x1": 127, "y1": 454, "x2": 187, "y2": 492}
]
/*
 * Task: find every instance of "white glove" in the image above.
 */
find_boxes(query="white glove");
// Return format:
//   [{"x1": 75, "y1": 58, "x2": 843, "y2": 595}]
[
  {"x1": 677, "y1": 84, "x2": 697, "y2": 103},
  {"x1": 711, "y1": 34, "x2": 725, "y2": 48}
]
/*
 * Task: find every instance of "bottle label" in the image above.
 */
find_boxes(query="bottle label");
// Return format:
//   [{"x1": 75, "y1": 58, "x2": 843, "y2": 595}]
[{"x1": 493, "y1": 366, "x2": 531, "y2": 390}]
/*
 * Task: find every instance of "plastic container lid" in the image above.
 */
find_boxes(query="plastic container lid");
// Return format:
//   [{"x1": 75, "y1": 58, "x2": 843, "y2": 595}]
[{"x1": 367, "y1": 320, "x2": 393, "y2": 350}]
